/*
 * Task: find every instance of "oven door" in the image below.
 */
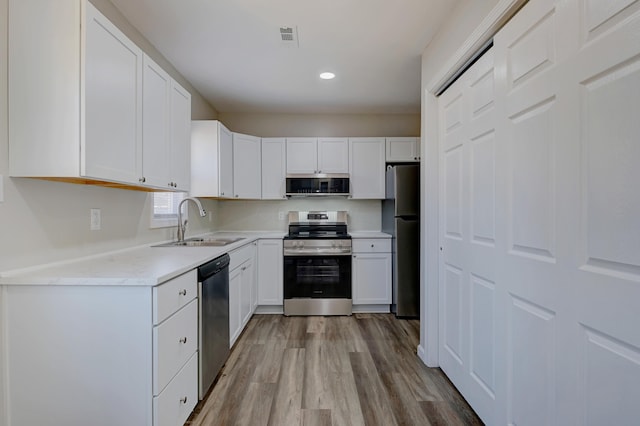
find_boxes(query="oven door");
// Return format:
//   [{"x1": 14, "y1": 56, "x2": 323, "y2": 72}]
[{"x1": 284, "y1": 254, "x2": 352, "y2": 299}]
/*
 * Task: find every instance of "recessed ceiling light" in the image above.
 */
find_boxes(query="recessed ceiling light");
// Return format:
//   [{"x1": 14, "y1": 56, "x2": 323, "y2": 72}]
[{"x1": 319, "y1": 72, "x2": 336, "y2": 80}]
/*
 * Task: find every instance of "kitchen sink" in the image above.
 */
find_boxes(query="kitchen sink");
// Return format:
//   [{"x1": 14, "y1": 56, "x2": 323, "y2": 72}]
[{"x1": 152, "y1": 237, "x2": 245, "y2": 247}]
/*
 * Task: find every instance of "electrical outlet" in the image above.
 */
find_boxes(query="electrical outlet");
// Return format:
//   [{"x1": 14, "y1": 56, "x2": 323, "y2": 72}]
[
  {"x1": 278, "y1": 211, "x2": 285, "y2": 221},
  {"x1": 90, "y1": 208, "x2": 101, "y2": 230}
]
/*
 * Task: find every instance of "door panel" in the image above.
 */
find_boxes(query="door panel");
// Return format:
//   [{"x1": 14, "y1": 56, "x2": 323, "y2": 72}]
[
  {"x1": 439, "y1": 48, "x2": 497, "y2": 424},
  {"x1": 437, "y1": 0, "x2": 640, "y2": 424}
]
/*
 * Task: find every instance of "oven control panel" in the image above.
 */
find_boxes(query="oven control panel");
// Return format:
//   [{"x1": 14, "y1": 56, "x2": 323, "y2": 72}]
[{"x1": 283, "y1": 239, "x2": 352, "y2": 256}]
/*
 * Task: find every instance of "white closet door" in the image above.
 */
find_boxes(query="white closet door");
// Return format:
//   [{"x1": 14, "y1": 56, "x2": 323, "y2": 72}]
[
  {"x1": 562, "y1": 0, "x2": 640, "y2": 424},
  {"x1": 438, "y1": 0, "x2": 640, "y2": 424},
  {"x1": 438, "y1": 49, "x2": 498, "y2": 424}
]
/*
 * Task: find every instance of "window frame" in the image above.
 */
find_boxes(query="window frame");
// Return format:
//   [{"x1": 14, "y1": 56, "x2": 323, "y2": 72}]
[{"x1": 149, "y1": 192, "x2": 187, "y2": 229}]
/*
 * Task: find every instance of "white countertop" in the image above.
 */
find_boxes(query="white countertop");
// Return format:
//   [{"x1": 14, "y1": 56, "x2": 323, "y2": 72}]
[
  {"x1": 350, "y1": 231, "x2": 392, "y2": 239},
  {"x1": 0, "y1": 232, "x2": 285, "y2": 287}
]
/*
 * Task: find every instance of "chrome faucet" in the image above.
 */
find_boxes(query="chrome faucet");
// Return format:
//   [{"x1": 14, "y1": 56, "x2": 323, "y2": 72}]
[{"x1": 177, "y1": 197, "x2": 207, "y2": 242}]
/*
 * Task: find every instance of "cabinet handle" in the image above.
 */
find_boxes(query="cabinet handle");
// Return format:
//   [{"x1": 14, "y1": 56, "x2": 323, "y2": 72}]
[
  {"x1": 235, "y1": 194, "x2": 239, "y2": 198},
  {"x1": 178, "y1": 289, "x2": 187, "y2": 296},
  {"x1": 180, "y1": 396, "x2": 188, "y2": 404},
  {"x1": 353, "y1": 255, "x2": 357, "y2": 258},
  {"x1": 139, "y1": 177, "x2": 146, "y2": 183},
  {"x1": 179, "y1": 337, "x2": 187, "y2": 344},
  {"x1": 371, "y1": 244, "x2": 375, "y2": 248}
]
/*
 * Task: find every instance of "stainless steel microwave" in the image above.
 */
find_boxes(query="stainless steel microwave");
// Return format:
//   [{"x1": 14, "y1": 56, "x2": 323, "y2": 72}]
[{"x1": 285, "y1": 174, "x2": 350, "y2": 196}]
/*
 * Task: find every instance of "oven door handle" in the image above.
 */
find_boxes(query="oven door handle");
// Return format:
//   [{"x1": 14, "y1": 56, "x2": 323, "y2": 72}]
[{"x1": 283, "y1": 249, "x2": 352, "y2": 256}]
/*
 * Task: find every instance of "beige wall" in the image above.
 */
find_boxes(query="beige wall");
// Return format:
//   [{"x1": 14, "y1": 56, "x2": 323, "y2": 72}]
[
  {"x1": 218, "y1": 199, "x2": 381, "y2": 232},
  {"x1": 218, "y1": 112, "x2": 420, "y2": 137}
]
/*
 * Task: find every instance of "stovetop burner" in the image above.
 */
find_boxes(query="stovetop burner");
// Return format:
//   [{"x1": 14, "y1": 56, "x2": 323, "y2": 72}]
[{"x1": 285, "y1": 210, "x2": 350, "y2": 240}]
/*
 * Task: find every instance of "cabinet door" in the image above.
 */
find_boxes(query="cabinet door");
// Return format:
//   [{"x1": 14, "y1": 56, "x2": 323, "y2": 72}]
[
  {"x1": 317, "y1": 137, "x2": 349, "y2": 173},
  {"x1": 142, "y1": 54, "x2": 171, "y2": 189},
  {"x1": 240, "y1": 260, "x2": 254, "y2": 327},
  {"x1": 286, "y1": 137, "x2": 317, "y2": 173},
  {"x1": 169, "y1": 81, "x2": 191, "y2": 191},
  {"x1": 233, "y1": 133, "x2": 261, "y2": 199},
  {"x1": 349, "y1": 137, "x2": 385, "y2": 199},
  {"x1": 352, "y1": 252, "x2": 392, "y2": 304},
  {"x1": 84, "y1": 4, "x2": 143, "y2": 184},
  {"x1": 229, "y1": 266, "x2": 242, "y2": 348},
  {"x1": 385, "y1": 137, "x2": 420, "y2": 162},
  {"x1": 257, "y1": 239, "x2": 283, "y2": 305},
  {"x1": 219, "y1": 124, "x2": 234, "y2": 198},
  {"x1": 261, "y1": 138, "x2": 287, "y2": 199}
]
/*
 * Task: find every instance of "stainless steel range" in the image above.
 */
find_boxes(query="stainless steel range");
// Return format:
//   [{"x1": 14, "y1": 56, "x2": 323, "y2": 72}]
[{"x1": 283, "y1": 211, "x2": 352, "y2": 316}]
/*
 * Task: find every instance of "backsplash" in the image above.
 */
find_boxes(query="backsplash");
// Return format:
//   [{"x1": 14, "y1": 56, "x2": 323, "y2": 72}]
[{"x1": 217, "y1": 199, "x2": 381, "y2": 231}]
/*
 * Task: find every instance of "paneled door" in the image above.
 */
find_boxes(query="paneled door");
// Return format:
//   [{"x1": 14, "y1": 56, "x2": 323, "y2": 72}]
[
  {"x1": 438, "y1": 48, "x2": 499, "y2": 424},
  {"x1": 438, "y1": 0, "x2": 640, "y2": 424}
]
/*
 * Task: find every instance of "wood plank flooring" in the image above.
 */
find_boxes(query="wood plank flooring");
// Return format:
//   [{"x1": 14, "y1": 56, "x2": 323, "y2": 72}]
[{"x1": 186, "y1": 314, "x2": 482, "y2": 426}]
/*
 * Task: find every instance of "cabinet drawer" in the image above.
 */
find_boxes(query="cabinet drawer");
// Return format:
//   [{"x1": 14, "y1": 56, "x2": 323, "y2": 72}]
[
  {"x1": 353, "y1": 239, "x2": 391, "y2": 253},
  {"x1": 153, "y1": 352, "x2": 198, "y2": 426},
  {"x1": 229, "y1": 241, "x2": 256, "y2": 271},
  {"x1": 153, "y1": 269, "x2": 197, "y2": 325},
  {"x1": 153, "y1": 299, "x2": 198, "y2": 395}
]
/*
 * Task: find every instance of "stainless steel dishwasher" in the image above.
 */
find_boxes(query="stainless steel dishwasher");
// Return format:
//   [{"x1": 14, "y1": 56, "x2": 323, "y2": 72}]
[{"x1": 198, "y1": 253, "x2": 230, "y2": 399}]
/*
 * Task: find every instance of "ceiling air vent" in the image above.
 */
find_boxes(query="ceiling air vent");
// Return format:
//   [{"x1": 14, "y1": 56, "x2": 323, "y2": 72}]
[{"x1": 279, "y1": 26, "x2": 299, "y2": 47}]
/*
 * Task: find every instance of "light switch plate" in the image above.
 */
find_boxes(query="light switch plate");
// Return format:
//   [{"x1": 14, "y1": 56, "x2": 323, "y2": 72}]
[{"x1": 90, "y1": 208, "x2": 101, "y2": 230}]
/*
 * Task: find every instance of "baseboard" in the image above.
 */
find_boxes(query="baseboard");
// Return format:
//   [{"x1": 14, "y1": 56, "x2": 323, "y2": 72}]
[
  {"x1": 254, "y1": 305, "x2": 284, "y2": 314},
  {"x1": 352, "y1": 304, "x2": 391, "y2": 313}
]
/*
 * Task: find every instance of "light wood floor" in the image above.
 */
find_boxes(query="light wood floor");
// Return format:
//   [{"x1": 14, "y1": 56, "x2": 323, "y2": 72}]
[{"x1": 186, "y1": 314, "x2": 482, "y2": 426}]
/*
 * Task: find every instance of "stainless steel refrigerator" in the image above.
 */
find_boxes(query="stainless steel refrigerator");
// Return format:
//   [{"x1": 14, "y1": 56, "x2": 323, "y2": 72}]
[{"x1": 382, "y1": 165, "x2": 420, "y2": 318}]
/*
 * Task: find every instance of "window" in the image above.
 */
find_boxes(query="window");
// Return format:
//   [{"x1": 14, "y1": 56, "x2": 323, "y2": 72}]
[{"x1": 150, "y1": 192, "x2": 186, "y2": 228}]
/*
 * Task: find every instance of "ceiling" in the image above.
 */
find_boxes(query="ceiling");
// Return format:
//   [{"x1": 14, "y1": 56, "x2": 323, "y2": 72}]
[{"x1": 108, "y1": 0, "x2": 460, "y2": 114}]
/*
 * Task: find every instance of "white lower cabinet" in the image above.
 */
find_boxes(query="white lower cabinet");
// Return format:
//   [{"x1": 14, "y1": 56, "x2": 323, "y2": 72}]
[
  {"x1": 229, "y1": 242, "x2": 257, "y2": 347},
  {"x1": 153, "y1": 353, "x2": 198, "y2": 426},
  {"x1": 352, "y1": 238, "x2": 392, "y2": 305},
  {"x1": 257, "y1": 239, "x2": 284, "y2": 305},
  {"x1": 2, "y1": 269, "x2": 198, "y2": 426}
]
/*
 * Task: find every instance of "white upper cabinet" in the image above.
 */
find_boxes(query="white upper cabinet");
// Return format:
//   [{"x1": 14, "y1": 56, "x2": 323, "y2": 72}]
[
  {"x1": 8, "y1": 0, "x2": 190, "y2": 191},
  {"x1": 142, "y1": 54, "x2": 171, "y2": 188},
  {"x1": 232, "y1": 133, "x2": 262, "y2": 199},
  {"x1": 169, "y1": 81, "x2": 191, "y2": 191},
  {"x1": 317, "y1": 137, "x2": 349, "y2": 173},
  {"x1": 349, "y1": 138, "x2": 386, "y2": 199},
  {"x1": 84, "y1": 3, "x2": 143, "y2": 184},
  {"x1": 286, "y1": 137, "x2": 349, "y2": 174},
  {"x1": 261, "y1": 138, "x2": 287, "y2": 199},
  {"x1": 190, "y1": 120, "x2": 233, "y2": 198},
  {"x1": 286, "y1": 137, "x2": 318, "y2": 173},
  {"x1": 141, "y1": 55, "x2": 191, "y2": 191},
  {"x1": 385, "y1": 137, "x2": 421, "y2": 162}
]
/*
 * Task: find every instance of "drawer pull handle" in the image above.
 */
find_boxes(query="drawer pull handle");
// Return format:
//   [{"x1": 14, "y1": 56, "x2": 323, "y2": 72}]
[
  {"x1": 180, "y1": 396, "x2": 188, "y2": 404},
  {"x1": 371, "y1": 244, "x2": 374, "y2": 248},
  {"x1": 179, "y1": 337, "x2": 187, "y2": 344},
  {"x1": 179, "y1": 289, "x2": 187, "y2": 296}
]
